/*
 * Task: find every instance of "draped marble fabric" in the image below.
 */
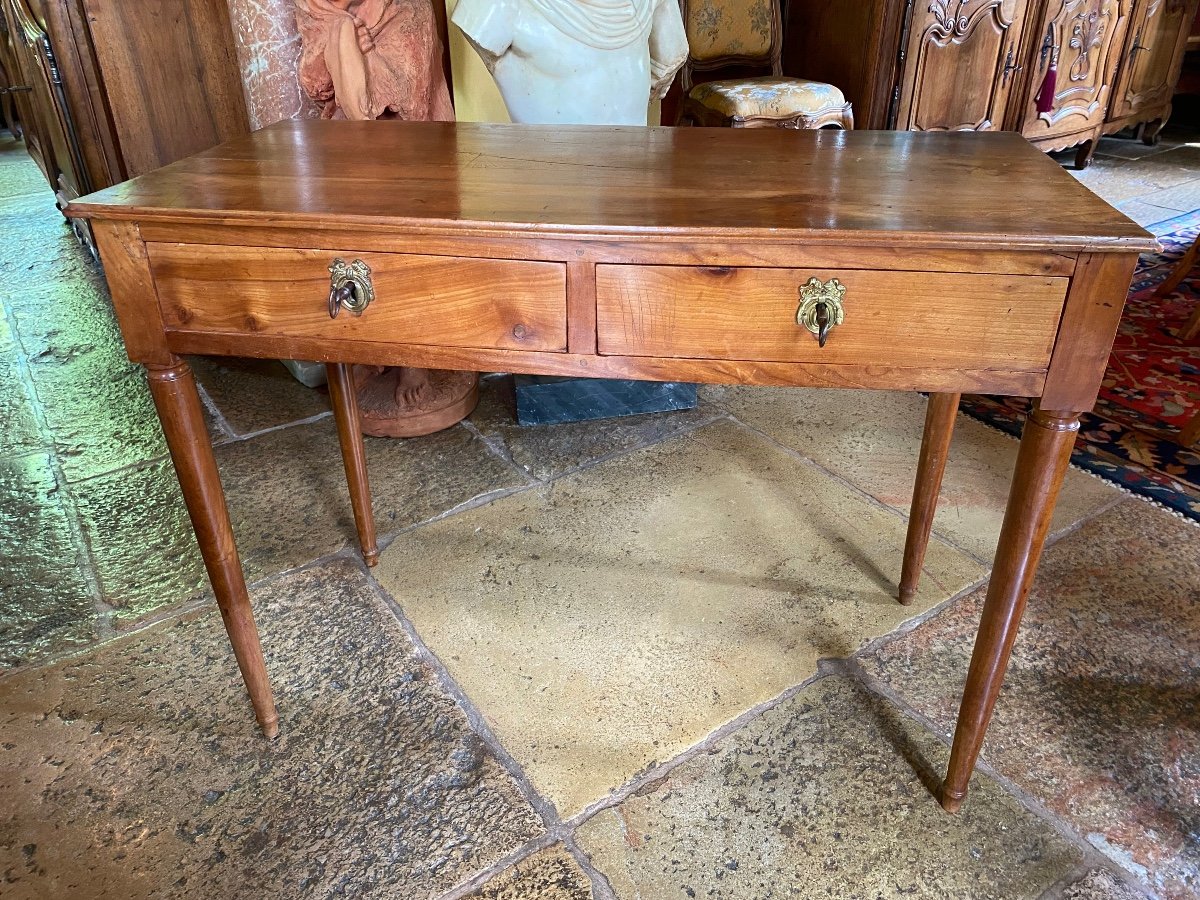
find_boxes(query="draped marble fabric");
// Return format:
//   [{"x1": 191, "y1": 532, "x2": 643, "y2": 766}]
[{"x1": 452, "y1": 0, "x2": 687, "y2": 122}]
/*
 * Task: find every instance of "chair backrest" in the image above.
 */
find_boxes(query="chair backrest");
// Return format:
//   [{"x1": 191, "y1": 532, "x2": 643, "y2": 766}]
[{"x1": 679, "y1": 0, "x2": 783, "y2": 92}]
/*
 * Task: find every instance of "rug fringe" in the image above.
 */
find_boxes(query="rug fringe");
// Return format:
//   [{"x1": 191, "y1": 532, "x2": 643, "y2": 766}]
[{"x1": 958, "y1": 410, "x2": 1200, "y2": 529}]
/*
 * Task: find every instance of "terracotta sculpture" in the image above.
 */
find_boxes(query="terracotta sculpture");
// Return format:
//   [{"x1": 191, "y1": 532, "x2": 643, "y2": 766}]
[
  {"x1": 296, "y1": 0, "x2": 476, "y2": 437},
  {"x1": 452, "y1": 0, "x2": 688, "y2": 125},
  {"x1": 296, "y1": 0, "x2": 454, "y2": 121}
]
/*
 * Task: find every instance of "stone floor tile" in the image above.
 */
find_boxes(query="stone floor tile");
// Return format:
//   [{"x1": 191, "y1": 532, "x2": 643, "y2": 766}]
[
  {"x1": 375, "y1": 420, "x2": 985, "y2": 816},
  {"x1": 468, "y1": 375, "x2": 720, "y2": 481},
  {"x1": 575, "y1": 675, "x2": 1080, "y2": 900},
  {"x1": 0, "y1": 559, "x2": 541, "y2": 899},
  {"x1": 73, "y1": 418, "x2": 525, "y2": 624},
  {"x1": 0, "y1": 194, "x2": 94, "y2": 281},
  {"x1": 0, "y1": 361, "x2": 44, "y2": 458},
  {"x1": 0, "y1": 137, "x2": 50, "y2": 198},
  {"x1": 2, "y1": 228, "x2": 168, "y2": 482},
  {"x1": 71, "y1": 458, "x2": 209, "y2": 622},
  {"x1": 0, "y1": 313, "x2": 14, "y2": 352},
  {"x1": 1114, "y1": 199, "x2": 1186, "y2": 228},
  {"x1": 1137, "y1": 177, "x2": 1200, "y2": 215},
  {"x1": 1059, "y1": 869, "x2": 1150, "y2": 900},
  {"x1": 189, "y1": 355, "x2": 331, "y2": 437},
  {"x1": 701, "y1": 388, "x2": 1120, "y2": 562},
  {"x1": 25, "y1": 343, "x2": 168, "y2": 482},
  {"x1": 0, "y1": 453, "x2": 98, "y2": 668},
  {"x1": 468, "y1": 845, "x2": 594, "y2": 899},
  {"x1": 1070, "y1": 156, "x2": 1200, "y2": 204},
  {"x1": 1094, "y1": 135, "x2": 1184, "y2": 161},
  {"x1": 864, "y1": 501, "x2": 1199, "y2": 900}
]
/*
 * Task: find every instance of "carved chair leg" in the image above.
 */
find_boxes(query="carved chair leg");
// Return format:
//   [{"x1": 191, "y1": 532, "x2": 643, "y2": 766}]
[
  {"x1": 940, "y1": 406, "x2": 1080, "y2": 812},
  {"x1": 146, "y1": 361, "x2": 279, "y2": 739},
  {"x1": 327, "y1": 363, "x2": 379, "y2": 566},
  {"x1": 899, "y1": 392, "x2": 960, "y2": 604}
]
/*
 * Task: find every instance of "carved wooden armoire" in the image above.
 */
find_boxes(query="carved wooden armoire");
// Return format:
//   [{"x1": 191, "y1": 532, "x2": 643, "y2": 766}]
[
  {"x1": 0, "y1": 0, "x2": 248, "y2": 226},
  {"x1": 784, "y1": 0, "x2": 1200, "y2": 167}
]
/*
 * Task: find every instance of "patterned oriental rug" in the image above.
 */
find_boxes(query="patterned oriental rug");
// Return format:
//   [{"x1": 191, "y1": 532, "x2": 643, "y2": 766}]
[{"x1": 961, "y1": 209, "x2": 1200, "y2": 522}]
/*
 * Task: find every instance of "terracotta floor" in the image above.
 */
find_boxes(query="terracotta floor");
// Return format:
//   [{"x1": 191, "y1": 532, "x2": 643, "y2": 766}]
[{"x1": 0, "y1": 127, "x2": 1197, "y2": 900}]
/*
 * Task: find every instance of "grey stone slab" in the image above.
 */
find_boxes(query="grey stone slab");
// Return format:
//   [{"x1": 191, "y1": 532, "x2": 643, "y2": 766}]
[
  {"x1": 0, "y1": 559, "x2": 541, "y2": 899},
  {"x1": 1071, "y1": 156, "x2": 1200, "y2": 205},
  {"x1": 1059, "y1": 869, "x2": 1149, "y2": 900},
  {"x1": 376, "y1": 420, "x2": 984, "y2": 816},
  {"x1": 576, "y1": 675, "x2": 1081, "y2": 899},
  {"x1": 73, "y1": 418, "x2": 525, "y2": 625},
  {"x1": 1095, "y1": 135, "x2": 1184, "y2": 161},
  {"x1": 700, "y1": 387, "x2": 1119, "y2": 562},
  {"x1": 1113, "y1": 199, "x2": 1187, "y2": 228},
  {"x1": 25, "y1": 344, "x2": 168, "y2": 482},
  {"x1": 189, "y1": 356, "x2": 331, "y2": 437},
  {"x1": 469, "y1": 375, "x2": 720, "y2": 481},
  {"x1": 864, "y1": 501, "x2": 1200, "y2": 899},
  {"x1": 514, "y1": 375, "x2": 697, "y2": 426},
  {"x1": 468, "y1": 845, "x2": 594, "y2": 899},
  {"x1": 0, "y1": 361, "x2": 45, "y2": 458},
  {"x1": 0, "y1": 453, "x2": 97, "y2": 669},
  {"x1": 0, "y1": 136, "x2": 51, "y2": 199},
  {"x1": 1137, "y1": 177, "x2": 1200, "y2": 215}
]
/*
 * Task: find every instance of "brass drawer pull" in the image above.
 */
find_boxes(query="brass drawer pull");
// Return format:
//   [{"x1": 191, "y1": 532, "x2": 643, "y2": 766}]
[
  {"x1": 328, "y1": 258, "x2": 375, "y2": 319},
  {"x1": 796, "y1": 277, "x2": 846, "y2": 347}
]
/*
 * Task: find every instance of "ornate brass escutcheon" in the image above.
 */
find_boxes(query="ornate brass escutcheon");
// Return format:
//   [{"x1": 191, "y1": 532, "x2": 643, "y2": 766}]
[
  {"x1": 796, "y1": 276, "x2": 846, "y2": 347},
  {"x1": 327, "y1": 258, "x2": 375, "y2": 319}
]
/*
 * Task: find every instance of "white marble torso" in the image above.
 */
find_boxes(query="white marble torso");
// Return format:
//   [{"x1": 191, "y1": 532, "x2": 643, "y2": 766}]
[{"x1": 452, "y1": 0, "x2": 687, "y2": 126}]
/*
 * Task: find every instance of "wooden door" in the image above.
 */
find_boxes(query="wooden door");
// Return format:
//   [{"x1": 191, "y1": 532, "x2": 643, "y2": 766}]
[
  {"x1": 1016, "y1": 0, "x2": 1130, "y2": 142},
  {"x1": 1109, "y1": 0, "x2": 1197, "y2": 119},
  {"x1": 895, "y1": 0, "x2": 1034, "y2": 131},
  {"x1": 0, "y1": 0, "x2": 87, "y2": 201}
]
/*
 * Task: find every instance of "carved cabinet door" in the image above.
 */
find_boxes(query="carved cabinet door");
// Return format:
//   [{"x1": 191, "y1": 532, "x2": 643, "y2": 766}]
[
  {"x1": 894, "y1": 0, "x2": 1035, "y2": 131},
  {"x1": 1108, "y1": 0, "x2": 1198, "y2": 120},
  {"x1": 1015, "y1": 0, "x2": 1130, "y2": 143},
  {"x1": 0, "y1": 0, "x2": 84, "y2": 201}
]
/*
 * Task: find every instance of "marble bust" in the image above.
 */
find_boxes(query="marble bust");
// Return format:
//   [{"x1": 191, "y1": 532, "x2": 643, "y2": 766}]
[{"x1": 451, "y1": 0, "x2": 688, "y2": 126}]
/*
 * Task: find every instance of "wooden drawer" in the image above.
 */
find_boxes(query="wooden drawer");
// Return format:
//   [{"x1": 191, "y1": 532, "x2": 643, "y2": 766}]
[
  {"x1": 596, "y1": 265, "x2": 1068, "y2": 369},
  {"x1": 150, "y1": 244, "x2": 568, "y2": 352}
]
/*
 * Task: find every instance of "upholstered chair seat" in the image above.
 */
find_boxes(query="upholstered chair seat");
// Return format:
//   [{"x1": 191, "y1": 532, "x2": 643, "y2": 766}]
[
  {"x1": 689, "y1": 76, "x2": 847, "y2": 120},
  {"x1": 678, "y1": 0, "x2": 853, "y2": 131}
]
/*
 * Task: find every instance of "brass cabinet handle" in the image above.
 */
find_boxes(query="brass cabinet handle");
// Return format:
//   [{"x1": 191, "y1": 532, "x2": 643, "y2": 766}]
[
  {"x1": 796, "y1": 277, "x2": 846, "y2": 347},
  {"x1": 328, "y1": 258, "x2": 375, "y2": 319}
]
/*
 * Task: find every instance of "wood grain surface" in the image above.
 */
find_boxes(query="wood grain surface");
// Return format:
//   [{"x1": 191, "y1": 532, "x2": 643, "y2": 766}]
[
  {"x1": 149, "y1": 243, "x2": 568, "y2": 353},
  {"x1": 597, "y1": 265, "x2": 1067, "y2": 368},
  {"x1": 67, "y1": 121, "x2": 1155, "y2": 252}
]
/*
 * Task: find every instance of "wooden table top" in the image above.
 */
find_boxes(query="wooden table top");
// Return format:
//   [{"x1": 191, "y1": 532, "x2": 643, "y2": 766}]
[{"x1": 68, "y1": 119, "x2": 1154, "y2": 253}]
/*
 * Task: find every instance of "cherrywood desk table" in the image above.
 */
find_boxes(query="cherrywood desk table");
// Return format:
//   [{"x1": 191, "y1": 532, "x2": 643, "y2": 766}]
[{"x1": 68, "y1": 120, "x2": 1154, "y2": 812}]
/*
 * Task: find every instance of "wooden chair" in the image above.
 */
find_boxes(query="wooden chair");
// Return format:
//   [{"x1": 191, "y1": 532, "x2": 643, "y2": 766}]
[
  {"x1": 677, "y1": 0, "x2": 853, "y2": 130},
  {"x1": 1151, "y1": 233, "x2": 1199, "y2": 445},
  {"x1": 1154, "y1": 231, "x2": 1200, "y2": 342}
]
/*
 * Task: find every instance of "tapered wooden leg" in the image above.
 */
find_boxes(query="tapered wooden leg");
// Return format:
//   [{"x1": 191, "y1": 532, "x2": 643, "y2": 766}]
[
  {"x1": 326, "y1": 363, "x2": 379, "y2": 567},
  {"x1": 146, "y1": 362, "x2": 279, "y2": 739},
  {"x1": 899, "y1": 393, "x2": 960, "y2": 605},
  {"x1": 939, "y1": 405, "x2": 1080, "y2": 812}
]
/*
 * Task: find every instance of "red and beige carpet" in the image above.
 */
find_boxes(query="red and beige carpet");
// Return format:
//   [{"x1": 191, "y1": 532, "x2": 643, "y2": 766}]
[{"x1": 962, "y1": 209, "x2": 1200, "y2": 522}]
